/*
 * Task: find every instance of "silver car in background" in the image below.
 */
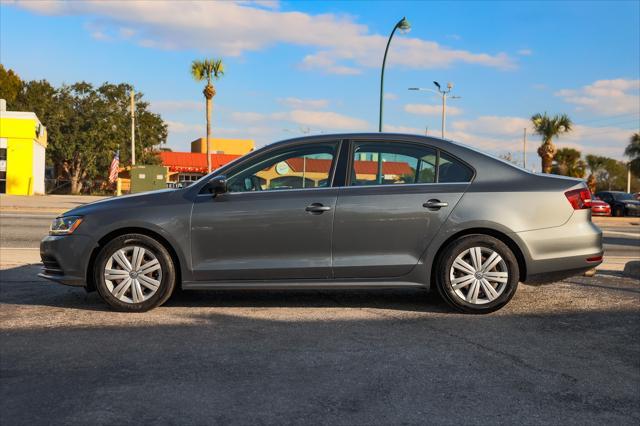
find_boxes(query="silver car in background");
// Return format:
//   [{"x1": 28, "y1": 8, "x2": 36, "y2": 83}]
[{"x1": 39, "y1": 134, "x2": 603, "y2": 313}]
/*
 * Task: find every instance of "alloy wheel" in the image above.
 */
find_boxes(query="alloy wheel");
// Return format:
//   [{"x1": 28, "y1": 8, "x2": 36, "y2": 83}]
[
  {"x1": 449, "y1": 246, "x2": 509, "y2": 305},
  {"x1": 104, "y1": 246, "x2": 163, "y2": 304}
]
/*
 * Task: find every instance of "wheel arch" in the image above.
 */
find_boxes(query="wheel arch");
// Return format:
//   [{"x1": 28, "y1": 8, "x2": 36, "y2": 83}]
[
  {"x1": 86, "y1": 227, "x2": 183, "y2": 292},
  {"x1": 430, "y1": 228, "x2": 527, "y2": 285}
]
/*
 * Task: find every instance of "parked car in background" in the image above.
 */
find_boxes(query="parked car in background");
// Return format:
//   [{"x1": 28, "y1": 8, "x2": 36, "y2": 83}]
[
  {"x1": 590, "y1": 197, "x2": 611, "y2": 216},
  {"x1": 40, "y1": 133, "x2": 603, "y2": 314},
  {"x1": 633, "y1": 192, "x2": 640, "y2": 201},
  {"x1": 595, "y1": 191, "x2": 640, "y2": 217}
]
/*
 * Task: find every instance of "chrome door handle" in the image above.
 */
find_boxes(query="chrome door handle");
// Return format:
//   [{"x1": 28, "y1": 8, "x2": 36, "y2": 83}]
[
  {"x1": 305, "y1": 203, "x2": 332, "y2": 214},
  {"x1": 423, "y1": 199, "x2": 448, "y2": 209}
]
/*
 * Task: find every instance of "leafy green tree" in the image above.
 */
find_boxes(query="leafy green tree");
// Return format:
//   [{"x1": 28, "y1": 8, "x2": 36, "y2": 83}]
[
  {"x1": 586, "y1": 154, "x2": 629, "y2": 192},
  {"x1": 625, "y1": 132, "x2": 640, "y2": 176},
  {"x1": 191, "y1": 58, "x2": 224, "y2": 173},
  {"x1": 0, "y1": 64, "x2": 23, "y2": 106},
  {"x1": 552, "y1": 148, "x2": 586, "y2": 178},
  {"x1": 531, "y1": 113, "x2": 573, "y2": 173},
  {"x1": 13, "y1": 79, "x2": 167, "y2": 194}
]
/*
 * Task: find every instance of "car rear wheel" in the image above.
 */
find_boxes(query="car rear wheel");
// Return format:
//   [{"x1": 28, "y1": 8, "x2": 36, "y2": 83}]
[
  {"x1": 436, "y1": 235, "x2": 519, "y2": 314},
  {"x1": 94, "y1": 234, "x2": 176, "y2": 312}
]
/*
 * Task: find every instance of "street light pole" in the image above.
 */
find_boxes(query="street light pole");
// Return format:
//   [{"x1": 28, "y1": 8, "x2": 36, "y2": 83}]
[
  {"x1": 441, "y1": 90, "x2": 447, "y2": 139},
  {"x1": 379, "y1": 17, "x2": 411, "y2": 132},
  {"x1": 408, "y1": 82, "x2": 460, "y2": 139}
]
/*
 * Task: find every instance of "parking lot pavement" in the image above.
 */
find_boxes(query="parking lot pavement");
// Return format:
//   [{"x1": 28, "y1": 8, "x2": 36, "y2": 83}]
[{"x1": 1, "y1": 266, "x2": 639, "y2": 425}]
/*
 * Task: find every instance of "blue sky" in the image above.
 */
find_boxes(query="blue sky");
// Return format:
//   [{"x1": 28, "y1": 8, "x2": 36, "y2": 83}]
[{"x1": 1, "y1": 0, "x2": 639, "y2": 171}]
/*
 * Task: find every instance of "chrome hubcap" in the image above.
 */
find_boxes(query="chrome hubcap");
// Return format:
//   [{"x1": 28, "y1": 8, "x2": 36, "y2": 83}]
[
  {"x1": 104, "y1": 246, "x2": 162, "y2": 304},
  {"x1": 449, "y1": 247, "x2": 508, "y2": 305}
]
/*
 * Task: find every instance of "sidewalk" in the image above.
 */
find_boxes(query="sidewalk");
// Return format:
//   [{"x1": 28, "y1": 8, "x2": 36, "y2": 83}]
[{"x1": 0, "y1": 194, "x2": 109, "y2": 214}]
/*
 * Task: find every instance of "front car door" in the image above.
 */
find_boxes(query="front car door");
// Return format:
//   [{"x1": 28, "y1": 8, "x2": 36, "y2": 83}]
[
  {"x1": 332, "y1": 140, "x2": 474, "y2": 278},
  {"x1": 190, "y1": 140, "x2": 341, "y2": 281}
]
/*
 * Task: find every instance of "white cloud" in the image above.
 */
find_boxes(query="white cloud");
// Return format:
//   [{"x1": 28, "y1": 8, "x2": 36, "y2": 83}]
[
  {"x1": 384, "y1": 93, "x2": 398, "y2": 101},
  {"x1": 230, "y1": 108, "x2": 368, "y2": 131},
  {"x1": 150, "y1": 100, "x2": 203, "y2": 113},
  {"x1": 383, "y1": 124, "x2": 425, "y2": 134},
  {"x1": 165, "y1": 120, "x2": 202, "y2": 134},
  {"x1": 555, "y1": 78, "x2": 640, "y2": 116},
  {"x1": 285, "y1": 110, "x2": 368, "y2": 130},
  {"x1": 517, "y1": 49, "x2": 533, "y2": 56},
  {"x1": 452, "y1": 116, "x2": 529, "y2": 136},
  {"x1": 447, "y1": 115, "x2": 632, "y2": 161},
  {"x1": 404, "y1": 103, "x2": 463, "y2": 116},
  {"x1": 277, "y1": 97, "x2": 329, "y2": 109},
  {"x1": 231, "y1": 111, "x2": 269, "y2": 124},
  {"x1": 11, "y1": 0, "x2": 515, "y2": 74}
]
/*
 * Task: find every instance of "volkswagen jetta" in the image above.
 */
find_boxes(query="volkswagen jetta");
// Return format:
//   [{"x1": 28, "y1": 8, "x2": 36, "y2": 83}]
[{"x1": 40, "y1": 134, "x2": 603, "y2": 313}]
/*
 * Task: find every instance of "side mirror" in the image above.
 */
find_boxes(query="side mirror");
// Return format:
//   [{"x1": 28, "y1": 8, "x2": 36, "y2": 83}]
[{"x1": 207, "y1": 175, "x2": 228, "y2": 197}]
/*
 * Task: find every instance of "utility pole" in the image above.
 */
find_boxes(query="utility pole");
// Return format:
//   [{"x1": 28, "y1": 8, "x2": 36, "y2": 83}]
[
  {"x1": 130, "y1": 89, "x2": 136, "y2": 166},
  {"x1": 628, "y1": 163, "x2": 632, "y2": 193},
  {"x1": 523, "y1": 128, "x2": 527, "y2": 169}
]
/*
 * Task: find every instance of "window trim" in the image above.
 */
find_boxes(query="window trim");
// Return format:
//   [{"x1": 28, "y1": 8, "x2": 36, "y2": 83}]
[
  {"x1": 199, "y1": 139, "x2": 343, "y2": 195},
  {"x1": 344, "y1": 139, "x2": 475, "y2": 188}
]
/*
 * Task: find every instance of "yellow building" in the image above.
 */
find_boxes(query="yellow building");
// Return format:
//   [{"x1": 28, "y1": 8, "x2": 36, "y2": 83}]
[
  {"x1": 0, "y1": 100, "x2": 47, "y2": 195},
  {"x1": 190, "y1": 137, "x2": 254, "y2": 156}
]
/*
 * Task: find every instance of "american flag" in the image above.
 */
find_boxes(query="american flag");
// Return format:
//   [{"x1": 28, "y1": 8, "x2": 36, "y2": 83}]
[{"x1": 108, "y1": 151, "x2": 119, "y2": 183}]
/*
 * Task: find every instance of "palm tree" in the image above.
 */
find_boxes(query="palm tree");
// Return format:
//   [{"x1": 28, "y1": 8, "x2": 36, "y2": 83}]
[
  {"x1": 552, "y1": 148, "x2": 586, "y2": 178},
  {"x1": 625, "y1": 132, "x2": 640, "y2": 176},
  {"x1": 191, "y1": 58, "x2": 225, "y2": 173},
  {"x1": 586, "y1": 154, "x2": 607, "y2": 193},
  {"x1": 530, "y1": 113, "x2": 573, "y2": 173}
]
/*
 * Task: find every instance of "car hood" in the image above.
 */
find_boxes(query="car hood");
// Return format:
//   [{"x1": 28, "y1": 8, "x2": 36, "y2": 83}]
[{"x1": 61, "y1": 189, "x2": 180, "y2": 217}]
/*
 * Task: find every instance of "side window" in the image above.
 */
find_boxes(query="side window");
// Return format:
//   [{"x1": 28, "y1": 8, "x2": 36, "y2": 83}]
[
  {"x1": 350, "y1": 143, "x2": 436, "y2": 186},
  {"x1": 438, "y1": 152, "x2": 473, "y2": 183},
  {"x1": 226, "y1": 143, "x2": 338, "y2": 193}
]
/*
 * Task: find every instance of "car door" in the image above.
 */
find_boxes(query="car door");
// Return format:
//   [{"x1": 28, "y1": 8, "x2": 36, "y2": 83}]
[
  {"x1": 332, "y1": 140, "x2": 473, "y2": 279},
  {"x1": 190, "y1": 141, "x2": 341, "y2": 281}
]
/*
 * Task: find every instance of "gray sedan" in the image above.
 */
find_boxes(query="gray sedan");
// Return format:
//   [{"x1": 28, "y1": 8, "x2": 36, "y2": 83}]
[{"x1": 40, "y1": 134, "x2": 603, "y2": 313}]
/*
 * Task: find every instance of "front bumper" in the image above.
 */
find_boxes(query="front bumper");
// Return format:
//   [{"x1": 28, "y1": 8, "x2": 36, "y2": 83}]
[{"x1": 39, "y1": 234, "x2": 97, "y2": 287}]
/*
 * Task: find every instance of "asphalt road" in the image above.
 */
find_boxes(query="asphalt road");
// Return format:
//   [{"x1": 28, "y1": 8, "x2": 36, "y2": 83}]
[{"x1": 1, "y1": 210, "x2": 639, "y2": 425}]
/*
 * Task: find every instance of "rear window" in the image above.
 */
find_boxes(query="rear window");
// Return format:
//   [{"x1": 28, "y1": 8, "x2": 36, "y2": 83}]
[{"x1": 438, "y1": 152, "x2": 474, "y2": 183}]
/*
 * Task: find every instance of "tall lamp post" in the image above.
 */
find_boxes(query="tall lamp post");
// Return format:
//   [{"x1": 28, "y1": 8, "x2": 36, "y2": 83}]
[
  {"x1": 379, "y1": 17, "x2": 411, "y2": 132},
  {"x1": 409, "y1": 82, "x2": 460, "y2": 139}
]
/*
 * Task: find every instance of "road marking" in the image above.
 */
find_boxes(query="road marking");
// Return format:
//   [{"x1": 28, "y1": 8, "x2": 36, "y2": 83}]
[
  {"x1": 0, "y1": 213, "x2": 56, "y2": 218},
  {"x1": 604, "y1": 231, "x2": 640, "y2": 238},
  {"x1": 1, "y1": 247, "x2": 40, "y2": 250}
]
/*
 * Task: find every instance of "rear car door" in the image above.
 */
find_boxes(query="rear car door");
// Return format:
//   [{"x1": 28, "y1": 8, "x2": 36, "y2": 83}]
[
  {"x1": 332, "y1": 140, "x2": 473, "y2": 278},
  {"x1": 190, "y1": 141, "x2": 340, "y2": 281}
]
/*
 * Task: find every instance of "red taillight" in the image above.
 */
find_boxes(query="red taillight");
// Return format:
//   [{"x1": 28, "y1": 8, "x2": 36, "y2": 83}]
[
  {"x1": 565, "y1": 188, "x2": 592, "y2": 210},
  {"x1": 586, "y1": 255, "x2": 603, "y2": 262}
]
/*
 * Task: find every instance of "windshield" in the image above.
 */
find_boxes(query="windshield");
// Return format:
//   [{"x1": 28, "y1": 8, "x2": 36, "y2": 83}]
[{"x1": 613, "y1": 193, "x2": 634, "y2": 201}]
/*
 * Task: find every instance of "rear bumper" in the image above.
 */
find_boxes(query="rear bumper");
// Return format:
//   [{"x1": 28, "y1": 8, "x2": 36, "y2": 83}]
[
  {"x1": 39, "y1": 234, "x2": 96, "y2": 287},
  {"x1": 517, "y1": 210, "x2": 603, "y2": 282}
]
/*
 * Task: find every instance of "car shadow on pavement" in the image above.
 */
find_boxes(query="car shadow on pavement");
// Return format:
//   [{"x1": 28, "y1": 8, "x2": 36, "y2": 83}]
[
  {"x1": 1, "y1": 301, "x2": 639, "y2": 425},
  {"x1": 0, "y1": 264, "x2": 451, "y2": 314}
]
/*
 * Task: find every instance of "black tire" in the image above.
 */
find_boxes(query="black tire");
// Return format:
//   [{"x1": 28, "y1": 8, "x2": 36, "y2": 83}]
[
  {"x1": 436, "y1": 234, "x2": 519, "y2": 314},
  {"x1": 613, "y1": 206, "x2": 624, "y2": 217},
  {"x1": 94, "y1": 233, "x2": 176, "y2": 312}
]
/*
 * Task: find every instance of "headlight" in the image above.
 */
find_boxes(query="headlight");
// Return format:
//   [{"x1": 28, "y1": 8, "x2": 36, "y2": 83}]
[{"x1": 50, "y1": 216, "x2": 83, "y2": 236}]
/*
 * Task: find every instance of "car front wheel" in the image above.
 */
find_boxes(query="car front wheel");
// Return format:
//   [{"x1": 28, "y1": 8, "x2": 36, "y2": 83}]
[
  {"x1": 436, "y1": 235, "x2": 519, "y2": 314},
  {"x1": 94, "y1": 233, "x2": 176, "y2": 312}
]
